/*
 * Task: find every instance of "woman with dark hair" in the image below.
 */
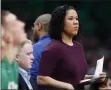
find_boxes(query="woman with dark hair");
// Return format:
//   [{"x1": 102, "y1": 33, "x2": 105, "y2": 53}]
[{"x1": 37, "y1": 5, "x2": 88, "y2": 90}]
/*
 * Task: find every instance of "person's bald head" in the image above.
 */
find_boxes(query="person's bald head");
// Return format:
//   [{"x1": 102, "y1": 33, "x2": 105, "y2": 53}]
[
  {"x1": 1, "y1": 10, "x2": 10, "y2": 25},
  {"x1": 34, "y1": 14, "x2": 51, "y2": 26},
  {"x1": 1, "y1": 10, "x2": 27, "y2": 46},
  {"x1": 33, "y1": 14, "x2": 51, "y2": 32},
  {"x1": 33, "y1": 14, "x2": 51, "y2": 42}
]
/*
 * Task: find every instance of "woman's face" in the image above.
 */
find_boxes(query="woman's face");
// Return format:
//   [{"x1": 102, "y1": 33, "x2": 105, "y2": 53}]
[{"x1": 64, "y1": 9, "x2": 79, "y2": 37}]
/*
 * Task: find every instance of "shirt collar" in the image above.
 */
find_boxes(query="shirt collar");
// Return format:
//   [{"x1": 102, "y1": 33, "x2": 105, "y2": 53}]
[
  {"x1": 19, "y1": 68, "x2": 30, "y2": 80},
  {"x1": 39, "y1": 35, "x2": 50, "y2": 41}
]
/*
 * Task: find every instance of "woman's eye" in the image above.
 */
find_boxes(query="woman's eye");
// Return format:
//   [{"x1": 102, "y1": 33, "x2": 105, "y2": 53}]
[{"x1": 69, "y1": 18, "x2": 73, "y2": 20}]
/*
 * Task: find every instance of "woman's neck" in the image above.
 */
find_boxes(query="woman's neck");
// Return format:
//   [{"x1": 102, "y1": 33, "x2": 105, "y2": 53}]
[{"x1": 61, "y1": 33, "x2": 73, "y2": 46}]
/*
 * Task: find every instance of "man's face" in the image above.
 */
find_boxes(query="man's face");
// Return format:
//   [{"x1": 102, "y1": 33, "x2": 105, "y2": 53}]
[
  {"x1": 33, "y1": 23, "x2": 41, "y2": 38},
  {"x1": 18, "y1": 43, "x2": 34, "y2": 70},
  {"x1": 5, "y1": 13, "x2": 27, "y2": 46},
  {"x1": 1, "y1": 26, "x2": 13, "y2": 51}
]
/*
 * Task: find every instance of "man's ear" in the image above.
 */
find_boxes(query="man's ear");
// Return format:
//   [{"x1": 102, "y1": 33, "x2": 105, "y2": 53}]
[
  {"x1": 15, "y1": 54, "x2": 19, "y2": 62},
  {"x1": 3, "y1": 31, "x2": 13, "y2": 44},
  {"x1": 36, "y1": 23, "x2": 42, "y2": 31}
]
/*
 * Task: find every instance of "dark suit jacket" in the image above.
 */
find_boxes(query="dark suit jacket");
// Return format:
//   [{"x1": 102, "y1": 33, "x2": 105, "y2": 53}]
[{"x1": 18, "y1": 73, "x2": 37, "y2": 90}]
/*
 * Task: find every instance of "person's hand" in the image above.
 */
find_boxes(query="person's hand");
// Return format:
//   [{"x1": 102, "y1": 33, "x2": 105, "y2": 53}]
[
  {"x1": 66, "y1": 83, "x2": 74, "y2": 90},
  {"x1": 98, "y1": 72, "x2": 107, "y2": 82},
  {"x1": 99, "y1": 72, "x2": 107, "y2": 78},
  {"x1": 84, "y1": 75, "x2": 93, "y2": 79}
]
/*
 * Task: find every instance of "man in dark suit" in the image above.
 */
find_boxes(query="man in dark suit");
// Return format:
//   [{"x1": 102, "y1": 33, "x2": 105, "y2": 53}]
[{"x1": 15, "y1": 40, "x2": 37, "y2": 90}]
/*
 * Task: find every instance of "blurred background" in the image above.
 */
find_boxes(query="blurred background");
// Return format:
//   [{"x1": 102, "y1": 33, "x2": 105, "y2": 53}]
[{"x1": 2, "y1": 0, "x2": 111, "y2": 75}]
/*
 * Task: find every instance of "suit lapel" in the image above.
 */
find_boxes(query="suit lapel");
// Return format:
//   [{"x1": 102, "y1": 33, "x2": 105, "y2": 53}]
[
  {"x1": 19, "y1": 73, "x2": 29, "y2": 90},
  {"x1": 30, "y1": 76, "x2": 38, "y2": 90}
]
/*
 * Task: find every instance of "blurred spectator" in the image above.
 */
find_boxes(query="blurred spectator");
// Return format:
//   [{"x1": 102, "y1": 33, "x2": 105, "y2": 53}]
[
  {"x1": 30, "y1": 14, "x2": 51, "y2": 83},
  {"x1": 15, "y1": 40, "x2": 37, "y2": 90},
  {"x1": 1, "y1": 10, "x2": 27, "y2": 89}
]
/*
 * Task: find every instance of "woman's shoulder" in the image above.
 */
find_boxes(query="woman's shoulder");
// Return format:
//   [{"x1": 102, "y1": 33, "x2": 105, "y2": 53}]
[
  {"x1": 44, "y1": 40, "x2": 63, "y2": 52},
  {"x1": 73, "y1": 40, "x2": 84, "y2": 48}
]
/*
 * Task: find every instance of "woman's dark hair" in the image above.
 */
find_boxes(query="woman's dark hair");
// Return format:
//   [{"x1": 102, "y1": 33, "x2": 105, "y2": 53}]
[{"x1": 48, "y1": 5, "x2": 76, "y2": 40}]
